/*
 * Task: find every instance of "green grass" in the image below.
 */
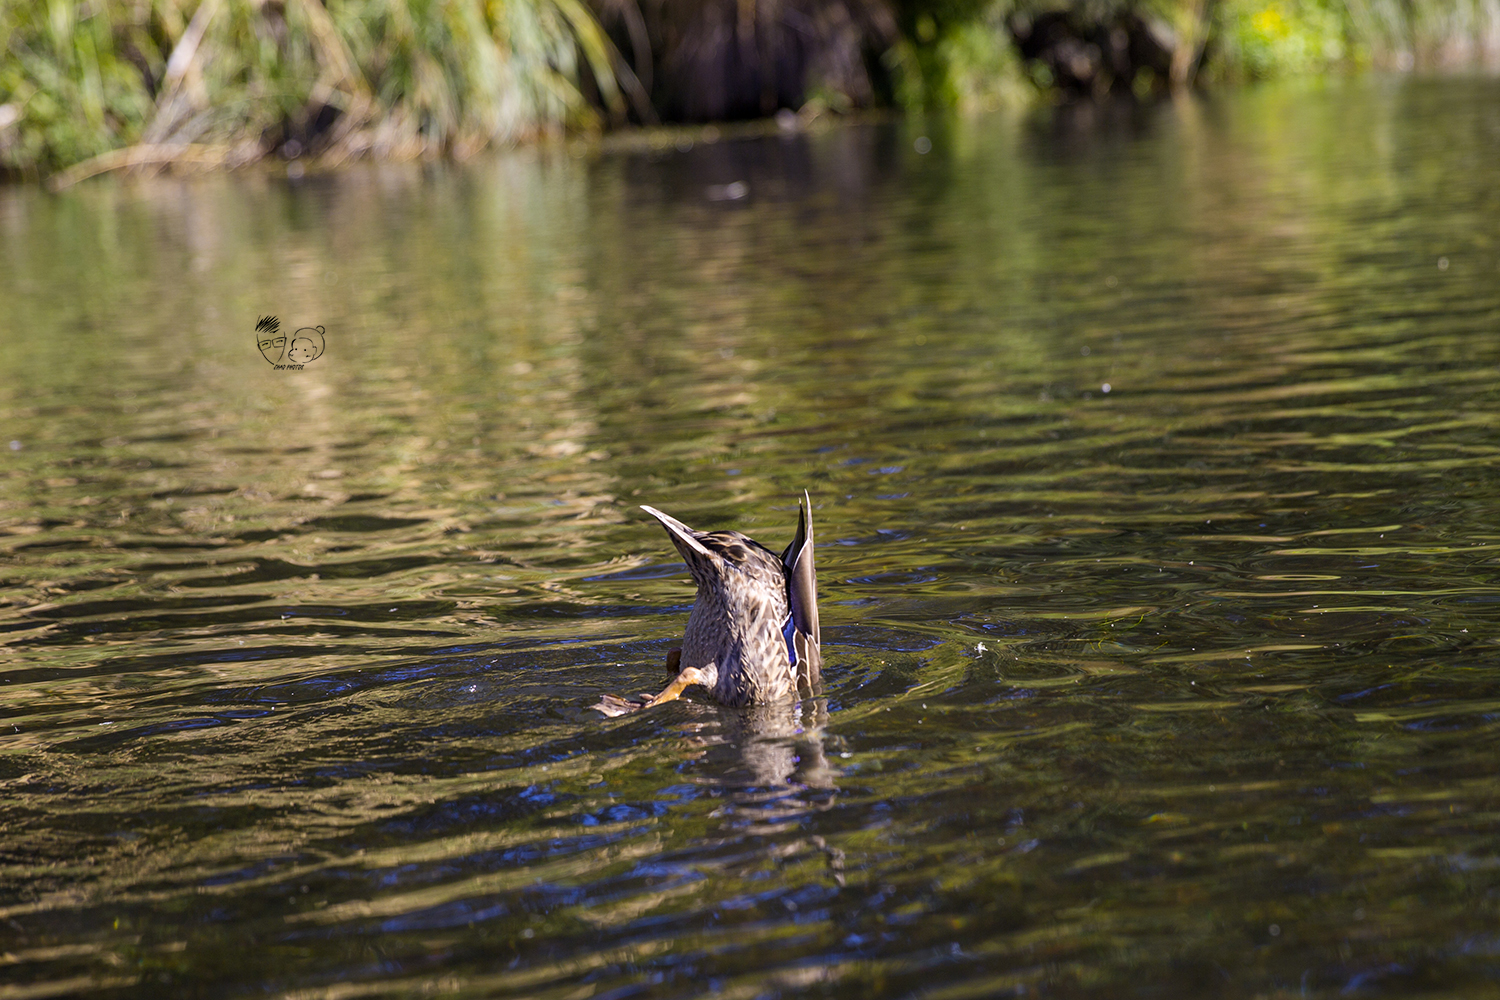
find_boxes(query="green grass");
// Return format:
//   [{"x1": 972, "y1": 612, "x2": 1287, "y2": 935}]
[{"x1": 0, "y1": 0, "x2": 629, "y2": 184}]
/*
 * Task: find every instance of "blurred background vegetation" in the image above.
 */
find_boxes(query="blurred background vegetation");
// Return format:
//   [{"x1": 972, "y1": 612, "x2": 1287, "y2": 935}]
[{"x1": 1, "y1": 0, "x2": 1496, "y2": 184}]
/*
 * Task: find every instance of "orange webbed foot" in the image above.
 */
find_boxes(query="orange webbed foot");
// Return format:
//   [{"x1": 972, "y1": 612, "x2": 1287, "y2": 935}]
[
  {"x1": 593, "y1": 659, "x2": 709, "y2": 716},
  {"x1": 643, "y1": 665, "x2": 712, "y2": 708}
]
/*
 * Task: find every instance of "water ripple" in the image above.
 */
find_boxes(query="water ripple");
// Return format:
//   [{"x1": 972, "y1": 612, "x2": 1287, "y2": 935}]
[{"x1": 3, "y1": 78, "x2": 1500, "y2": 999}]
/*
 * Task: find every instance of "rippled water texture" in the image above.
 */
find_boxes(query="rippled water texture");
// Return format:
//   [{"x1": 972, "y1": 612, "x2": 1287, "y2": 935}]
[{"x1": 4, "y1": 77, "x2": 1500, "y2": 999}]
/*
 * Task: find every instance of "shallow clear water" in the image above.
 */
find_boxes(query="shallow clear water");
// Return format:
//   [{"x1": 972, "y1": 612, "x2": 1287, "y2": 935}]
[{"x1": 3, "y1": 76, "x2": 1500, "y2": 999}]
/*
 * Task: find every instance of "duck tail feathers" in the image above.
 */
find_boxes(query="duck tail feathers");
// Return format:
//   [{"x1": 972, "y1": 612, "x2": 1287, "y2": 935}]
[{"x1": 781, "y1": 491, "x2": 820, "y2": 645}]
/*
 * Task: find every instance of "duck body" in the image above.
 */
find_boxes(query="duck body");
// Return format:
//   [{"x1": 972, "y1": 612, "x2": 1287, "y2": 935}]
[
  {"x1": 669, "y1": 523, "x2": 800, "y2": 705},
  {"x1": 599, "y1": 493, "x2": 821, "y2": 713}
]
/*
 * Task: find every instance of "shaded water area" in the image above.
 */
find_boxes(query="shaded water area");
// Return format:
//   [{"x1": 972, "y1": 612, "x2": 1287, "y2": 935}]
[{"x1": 4, "y1": 76, "x2": 1500, "y2": 998}]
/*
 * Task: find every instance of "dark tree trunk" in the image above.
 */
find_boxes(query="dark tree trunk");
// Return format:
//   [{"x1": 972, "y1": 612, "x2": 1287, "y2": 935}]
[{"x1": 593, "y1": 0, "x2": 898, "y2": 122}]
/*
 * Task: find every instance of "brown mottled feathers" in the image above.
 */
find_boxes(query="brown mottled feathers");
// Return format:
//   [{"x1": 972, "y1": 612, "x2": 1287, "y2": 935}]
[{"x1": 596, "y1": 496, "x2": 821, "y2": 713}]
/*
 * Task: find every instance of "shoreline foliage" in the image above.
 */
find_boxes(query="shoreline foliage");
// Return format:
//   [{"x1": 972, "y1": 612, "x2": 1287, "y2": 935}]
[
  {"x1": 0, "y1": 0, "x2": 640, "y2": 184},
  {"x1": 0, "y1": 0, "x2": 1496, "y2": 185}
]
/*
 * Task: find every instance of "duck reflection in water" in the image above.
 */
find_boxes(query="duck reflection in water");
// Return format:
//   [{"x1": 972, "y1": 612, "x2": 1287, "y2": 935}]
[
  {"x1": 596, "y1": 491, "x2": 821, "y2": 715},
  {"x1": 681, "y1": 697, "x2": 836, "y2": 796},
  {"x1": 664, "y1": 696, "x2": 844, "y2": 881}
]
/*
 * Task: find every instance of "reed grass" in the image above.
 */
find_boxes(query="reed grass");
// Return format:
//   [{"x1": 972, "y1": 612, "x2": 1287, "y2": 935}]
[{"x1": 0, "y1": 0, "x2": 636, "y2": 186}]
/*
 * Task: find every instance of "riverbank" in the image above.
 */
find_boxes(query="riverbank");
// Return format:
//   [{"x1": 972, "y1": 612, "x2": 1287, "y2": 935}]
[{"x1": 3, "y1": 0, "x2": 1497, "y2": 188}]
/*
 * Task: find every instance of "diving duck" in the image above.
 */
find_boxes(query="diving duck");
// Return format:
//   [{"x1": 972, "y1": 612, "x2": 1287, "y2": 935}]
[{"x1": 596, "y1": 492, "x2": 821, "y2": 715}]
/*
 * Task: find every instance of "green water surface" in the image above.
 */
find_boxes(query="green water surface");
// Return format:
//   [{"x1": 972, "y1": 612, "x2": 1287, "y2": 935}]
[{"x1": 3, "y1": 76, "x2": 1500, "y2": 999}]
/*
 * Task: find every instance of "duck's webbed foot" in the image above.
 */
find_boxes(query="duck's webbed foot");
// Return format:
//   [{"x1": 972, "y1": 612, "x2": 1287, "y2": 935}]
[
  {"x1": 593, "y1": 662, "x2": 712, "y2": 716},
  {"x1": 593, "y1": 692, "x2": 653, "y2": 717}
]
